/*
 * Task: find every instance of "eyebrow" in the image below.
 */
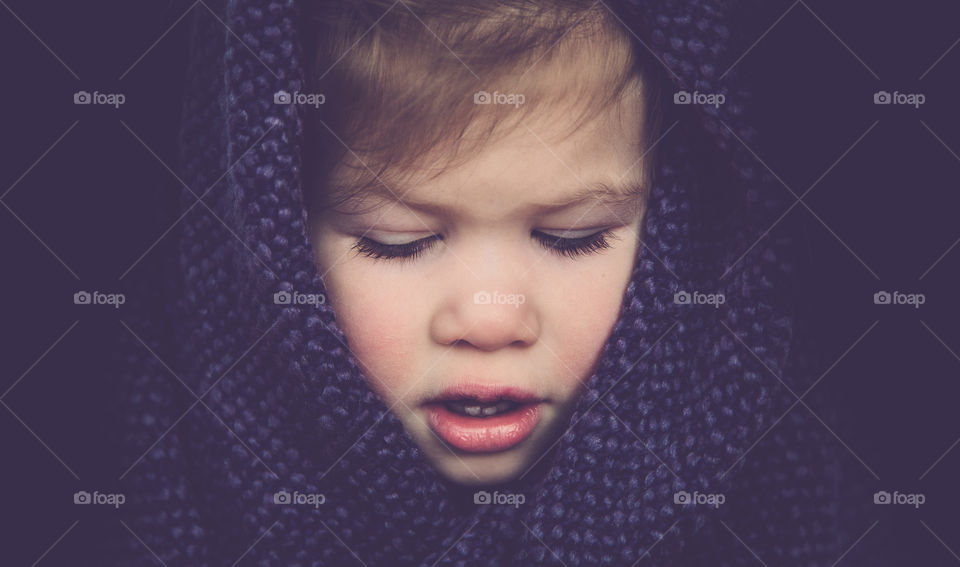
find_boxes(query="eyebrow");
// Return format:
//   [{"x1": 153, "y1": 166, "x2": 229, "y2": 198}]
[
  {"x1": 535, "y1": 182, "x2": 646, "y2": 211},
  {"x1": 352, "y1": 180, "x2": 646, "y2": 215}
]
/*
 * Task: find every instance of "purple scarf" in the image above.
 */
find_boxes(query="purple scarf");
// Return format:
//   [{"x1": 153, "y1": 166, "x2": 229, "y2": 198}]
[{"x1": 114, "y1": 0, "x2": 853, "y2": 564}]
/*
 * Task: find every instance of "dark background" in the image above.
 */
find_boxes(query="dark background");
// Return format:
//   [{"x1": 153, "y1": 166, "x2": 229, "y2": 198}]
[{"x1": 1, "y1": 0, "x2": 958, "y2": 564}]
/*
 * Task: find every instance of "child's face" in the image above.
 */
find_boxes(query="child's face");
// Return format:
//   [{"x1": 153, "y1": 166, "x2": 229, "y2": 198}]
[{"x1": 311, "y1": 89, "x2": 647, "y2": 485}]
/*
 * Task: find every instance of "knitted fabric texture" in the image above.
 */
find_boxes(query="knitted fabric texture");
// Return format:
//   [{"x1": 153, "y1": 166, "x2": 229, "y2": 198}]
[{"x1": 115, "y1": 0, "x2": 847, "y2": 564}]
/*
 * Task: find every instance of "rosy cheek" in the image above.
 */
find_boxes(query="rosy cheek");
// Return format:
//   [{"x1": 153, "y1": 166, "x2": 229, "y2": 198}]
[
  {"x1": 552, "y1": 275, "x2": 627, "y2": 387},
  {"x1": 336, "y1": 297, "x2": 418, "y2": 399}
]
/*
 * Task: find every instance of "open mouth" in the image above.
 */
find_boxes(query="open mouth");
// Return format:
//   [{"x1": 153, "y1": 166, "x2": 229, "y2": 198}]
[
  {"x1": 423, "y1": 384, "x2": 545, "y2": 453},
  {"x1": 442, "y1": 399, "x2": 522, "y2": 417}
]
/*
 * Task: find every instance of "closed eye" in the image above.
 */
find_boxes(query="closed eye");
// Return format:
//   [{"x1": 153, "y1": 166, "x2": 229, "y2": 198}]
[
  {"x1": 532, "y1": 229, "x2": 618, "y2": 257},
  {"x1": 351, "y1": 234, "x2": 442, "y2": 261}
]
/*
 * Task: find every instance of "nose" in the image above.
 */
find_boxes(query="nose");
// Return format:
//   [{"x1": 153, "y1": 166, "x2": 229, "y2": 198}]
[
  {"x1": 430, "y1": 231, "x2": 542, "y2": 351},
  {"x1": 431, "y1": 289, "x2": 540, "y2": 351}
]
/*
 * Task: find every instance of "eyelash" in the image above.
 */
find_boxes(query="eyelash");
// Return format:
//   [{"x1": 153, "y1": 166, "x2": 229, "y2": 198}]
[{"x1": 351, "y1": 229, "x2": 618, "y2": 261}]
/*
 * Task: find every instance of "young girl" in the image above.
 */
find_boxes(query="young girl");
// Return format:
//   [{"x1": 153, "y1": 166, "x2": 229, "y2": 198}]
[
  {"x1": 116, "y1": 0, "x2": 860, "y2": 564},
  {"x1": 301, "y1": 0, "x2": 663, "y2": 488}
]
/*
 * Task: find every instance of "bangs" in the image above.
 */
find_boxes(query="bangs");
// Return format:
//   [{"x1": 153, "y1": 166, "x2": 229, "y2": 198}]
[{"x1": 301, "y1": 0, "x2": 665, "y2": 213}]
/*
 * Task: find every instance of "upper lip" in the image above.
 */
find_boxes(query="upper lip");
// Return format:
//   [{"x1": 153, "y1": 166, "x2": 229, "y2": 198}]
[{"x1": 425, "y1": 382, "x2": 543, "y2": 405}]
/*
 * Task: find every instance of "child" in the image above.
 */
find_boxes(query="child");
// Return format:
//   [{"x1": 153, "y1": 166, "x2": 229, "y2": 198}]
[
  {"x1": 302, "y1": 0, "x2": 664, "y2": 487},
  {"x1": 116, "y1": 0, "x2": 855, "y2": 564}
]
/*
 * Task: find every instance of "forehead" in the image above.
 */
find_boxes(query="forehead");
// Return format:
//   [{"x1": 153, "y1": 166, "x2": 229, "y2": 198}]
[{"x1": 332, "y1": 87, "x2": 648, "y2": 220}]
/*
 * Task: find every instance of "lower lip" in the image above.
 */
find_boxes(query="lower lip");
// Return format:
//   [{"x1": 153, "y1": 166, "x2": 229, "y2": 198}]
[{"x1": 425, "y1": 402, "x2": 543, "y2": 453}]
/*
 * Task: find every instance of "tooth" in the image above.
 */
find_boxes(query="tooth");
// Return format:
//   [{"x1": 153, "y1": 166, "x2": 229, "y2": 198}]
[
  {"x1": 482, "y1": 406, "x2": 498, "y2": 416},
  {"x1": 464, "y1": 405, "x2": 483, "y2": 417}
]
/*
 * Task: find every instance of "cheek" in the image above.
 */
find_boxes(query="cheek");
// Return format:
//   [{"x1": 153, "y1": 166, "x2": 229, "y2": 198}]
[
  {"x1": 323, "y1": 264, "x2": 424, "y2": 402},
  {"x1": 542, "y1": 249, "x2": 635, "y2": 388},
  {"x1": 549, "y1": 299, "x2": 619, "y2": 388}
]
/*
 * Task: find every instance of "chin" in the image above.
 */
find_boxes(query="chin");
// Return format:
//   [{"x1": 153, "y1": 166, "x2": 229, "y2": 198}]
[{"x1": 426, "y1": 449, "x2": 531, "y2": 486}]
